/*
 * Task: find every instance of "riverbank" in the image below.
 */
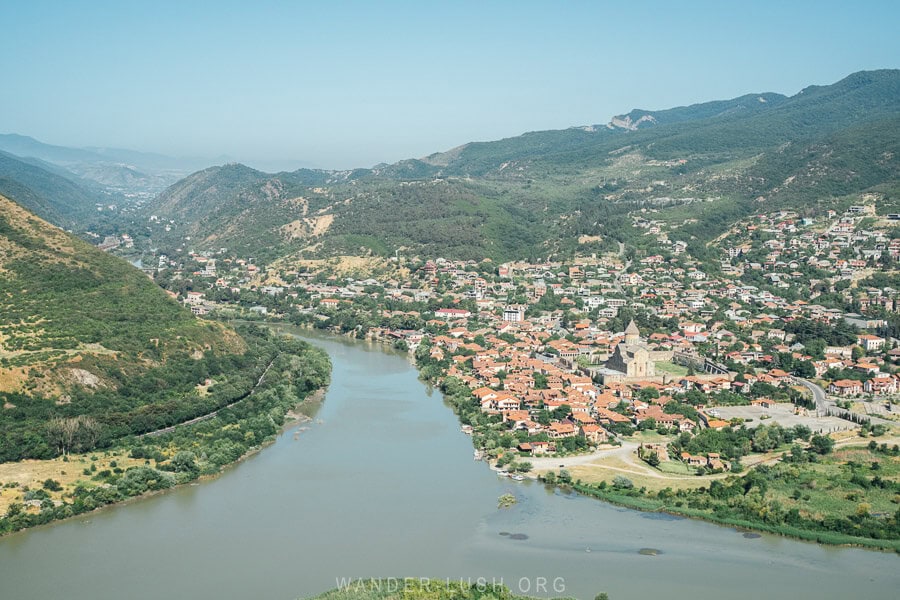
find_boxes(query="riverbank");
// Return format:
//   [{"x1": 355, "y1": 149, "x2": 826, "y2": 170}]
[
  {"x1": 527, "y1": 436, "x2": 900, "y2": 553},
  {"x1": 3, "y1": 327, "x2": 898, "y2": 600},
  {"x1": 564, "y1": 479, "x2": 900, "y2": 552},
  {"x1": 0, "y1": 334, "x2": 331, "y2": 536},
  {"x1": 250, "y1": 318, "x2": 900, "y2": 551}
]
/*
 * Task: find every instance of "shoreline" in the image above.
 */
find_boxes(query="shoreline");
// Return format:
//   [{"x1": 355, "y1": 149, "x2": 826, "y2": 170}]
[
  {"x1": 564, "y1": 480, "x2": 900, "y2": 553},
  {"x1": 256, "y1": 320, "x2": 900, "y2": 553},
  {"x1": 6, "y1": 324, "x2": 893, "y2": 553},
  {"x1": 0, "y1": 385, "x2": 329, "y2": 539}
]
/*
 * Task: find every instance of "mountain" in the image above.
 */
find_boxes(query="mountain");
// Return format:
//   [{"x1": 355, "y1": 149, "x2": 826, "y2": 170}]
[
  {"x1": 0, "y1": 134, "x2": 210, "y2": 197},
  {"x1": 146, "y1": 163, "x2": 338, "y2": 259},
  {"x1": 423, "y1": 69, "x2": 900, "y2": 175},
  {"x1": 606, "y1": 92, "x2": 789, "y2": 131},
  {"x1": 0, "y1": 193, "x2": 252, "y2": 461},
  {"x1": 141, "y1": 69, "x2": 900, "y2": 262},
  {"x1": 0, "y1": 150, "x2": 106, "y2": 226}
]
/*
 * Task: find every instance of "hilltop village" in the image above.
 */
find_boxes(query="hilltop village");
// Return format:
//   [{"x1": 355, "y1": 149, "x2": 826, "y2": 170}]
[{"x1": 121, "y1": 201, "x2": 900, "y2": 481}]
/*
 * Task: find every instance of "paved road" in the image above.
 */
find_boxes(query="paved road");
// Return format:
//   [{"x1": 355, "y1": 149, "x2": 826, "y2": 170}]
[
  {"x1": 795, "y1": 378, "x2": 829, "y2": 416},
  {"x1": 795, "y1": 377, "x2": 894, "y2": 427},
  {"x1": 613, "y1": 242, "x2": 632, "y2": 294},
  {"x1": 526, "y1": 441, "x2": 637, "y2": 471}
]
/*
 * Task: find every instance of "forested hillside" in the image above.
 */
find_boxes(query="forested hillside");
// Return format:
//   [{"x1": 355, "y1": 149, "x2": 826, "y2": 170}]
[
  {"x1": 0, "y1": 151, "x2": 105, "y2": 227},
  {"x1": 140, "y1": 69, "x2": 900, "y2": 263},
  {"x1": 0, "y1": 194, "x2": 270, "y2": 461}
]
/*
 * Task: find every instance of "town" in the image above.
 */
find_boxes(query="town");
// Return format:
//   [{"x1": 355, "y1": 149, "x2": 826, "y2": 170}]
[{"x1": 110, "y1": 197, "x2": 899, "y2": 489}]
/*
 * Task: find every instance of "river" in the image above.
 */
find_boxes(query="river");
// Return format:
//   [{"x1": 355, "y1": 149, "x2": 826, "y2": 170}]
[{"x1": 0, "y1": 329, "x2": 896, "y2": 600}]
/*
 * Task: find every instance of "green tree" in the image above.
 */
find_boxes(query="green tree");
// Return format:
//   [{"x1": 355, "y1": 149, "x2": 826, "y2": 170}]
[
  {"x1": 809, "y1": 434, "x2": 835, "y2": 455},
  {"x1": 794, "y1": 360, "x2": 816, "y2": 378}
]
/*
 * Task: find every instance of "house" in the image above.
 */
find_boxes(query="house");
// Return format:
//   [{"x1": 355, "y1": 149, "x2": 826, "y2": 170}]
[
  {"x1": 435, "y1": 308, "x2": 472, "y2": 319},
  {"x1": 547, "y1": 422, "x2": 577, "y2": 438},
  {"x1": 495, "y1": 394, "x2": 521, "y2": 412},
  {"x1": 503, "y1": 410, "x2": 531, "y2": 428},
  {"x1": 828, "y1": 379, "x2": 863, "y2": 396},
  {"x1": 857, "y1": 334, "x2": 885, "y2": 352},
  {"x1": 518, "y1": 441, "x2": 554, "y2": 455},
  {"x1": 678, "y1": 418, "x2": 696, "y2": 432},
  {"x1": 707, "y1": 453, "x2": 728, "y2": 471},
  {"x1": 640, "y1": 442, "x2": 670, "y2": 462},
  {"x1": 681, "y1": 452, "x2": 707, "y2": 467},
  {"x1": 705, "y1": 418, "x2": 731, "y2": 430},
  {"x1": 864, "y1": 376, "x2": 897, "y2": 395},
  {"x1": 594, "y1": 407, "x2": 631, "y2": 425},
  {"x1": 580, "y1": 423, "x2": 608, "y2": 444}
]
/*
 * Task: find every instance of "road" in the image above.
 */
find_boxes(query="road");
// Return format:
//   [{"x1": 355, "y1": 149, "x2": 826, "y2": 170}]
[
  {"x1": 139, "y1": 354, "x2": 279, "y2": 438},
  {"x1": 526, "y1": 441, "x2": 637, "y2": 471},
  {"x1": 794, "y1": 377, "x2": 894, "y2": 427},
  {"x1": 613, "y1": 242, "x2": 632, "y2": 294},
  {"x1": 795, "y1": 378, "x2": 829, "y2": 416}
]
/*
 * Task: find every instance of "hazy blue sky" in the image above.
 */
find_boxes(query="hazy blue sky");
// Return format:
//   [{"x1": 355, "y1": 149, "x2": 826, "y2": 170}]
[{"x1": 2, "y1": 0, "x2": 898, "y2": 170}]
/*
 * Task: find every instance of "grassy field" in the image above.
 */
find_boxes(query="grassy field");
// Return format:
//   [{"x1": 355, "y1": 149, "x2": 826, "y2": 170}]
[
  {"x1": 762, "y1": 445, "x2": 900, "y2": 522},
  {"x1": 557, "y1": 442, "x2": 900, "y2": 549},
  {"x1": 0, "y1": 451, "x2": 147, "y2": 515},
  {"x1": 656, "y1": 461, "x2": 698, "y2": 476},
  {"x1": 655, "y1": 361, "x2": 690, "y2": 377},
  {"x1": 563, "y1": 455, "x2": 718, "y2": 492}
]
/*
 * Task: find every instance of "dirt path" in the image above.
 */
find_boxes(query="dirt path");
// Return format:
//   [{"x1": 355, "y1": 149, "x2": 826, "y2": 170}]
[{"x1": 529, "y1": 439, "x2": 792, "y2": 489}]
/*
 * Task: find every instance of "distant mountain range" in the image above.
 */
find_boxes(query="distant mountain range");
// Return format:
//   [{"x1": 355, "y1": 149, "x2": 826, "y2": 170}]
[
  {"x1": 131, "y1": 69, "x2": 899, "y2": 261},
  {"x1": 1, "y1": 69, "x2": 897, "y2": 261},
  {"x1": 0, "y1": 150, "x2": 106, "y2": 227},
  {"x1": 0, "y1": 134, "x2": 216, "y2": 197}
]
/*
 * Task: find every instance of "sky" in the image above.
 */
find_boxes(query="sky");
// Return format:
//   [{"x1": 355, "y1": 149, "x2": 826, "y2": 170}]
[{"x1": 2, "y1": 0, "x2": 899, "y2": 171}]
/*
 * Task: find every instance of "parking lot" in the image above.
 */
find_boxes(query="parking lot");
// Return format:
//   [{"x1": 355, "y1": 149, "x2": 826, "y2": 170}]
[{"x1": 710, "y1": 403, "x2": 856, "y2": 435}]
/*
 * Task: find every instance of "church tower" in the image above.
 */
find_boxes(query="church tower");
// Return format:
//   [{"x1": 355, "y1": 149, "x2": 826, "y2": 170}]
[{"x1": 624, "y1": 319, "x2": 641, "y2": 345}]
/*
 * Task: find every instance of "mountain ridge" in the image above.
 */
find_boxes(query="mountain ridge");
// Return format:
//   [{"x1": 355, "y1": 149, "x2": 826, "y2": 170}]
[{"x1": 97, "y1": 69, "x2": 900, "y2": 261}]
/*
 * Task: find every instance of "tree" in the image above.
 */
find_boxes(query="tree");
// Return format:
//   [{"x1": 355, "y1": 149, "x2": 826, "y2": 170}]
[
  {"x1": 612, "y1": 475, "x2": 634, "y2": 489},
  {"x1": 794, "y1": 360, "x2": 816, "y2": 378},
  {"x1": 752, "y1": 427, "x2": 777, "y2": 452},
  {"x1": 809, "y1": 434, "x2": 835, "y2": 455},
  {"x1": 171, "y1": 451, "x2": 199, "y2": 474},
  {"x1": 792, "y1": 424, "x2": 812, "y2": 441},
  {"x1": 551, "y1": 404, "x2": 572, "y2": 421},
  {"x1": 46, "y1": 415, "x2": 101, "y2": 456},
  {"x1": 637, "y1": 417, "x2": 657, "y2": 431},
  {"x1": 646, "y1": 451, "x2": 661, "y2": 467}
]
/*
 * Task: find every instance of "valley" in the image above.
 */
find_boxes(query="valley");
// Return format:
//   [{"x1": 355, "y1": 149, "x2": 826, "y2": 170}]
[{"x1": 0, "y1": 67, "x2": 898, "y2": 597}]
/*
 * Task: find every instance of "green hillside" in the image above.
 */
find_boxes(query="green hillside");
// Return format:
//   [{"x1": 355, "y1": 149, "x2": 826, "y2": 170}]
[
  {"x1": 0, "y1": 194, "x2": 272, "y2": 462},
  {"x1": 0, "y1": 150, "x2": 104, "y2": 227},
  {"x1": 141, "y1": 69, "x2": 900, "y2": 263}
]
